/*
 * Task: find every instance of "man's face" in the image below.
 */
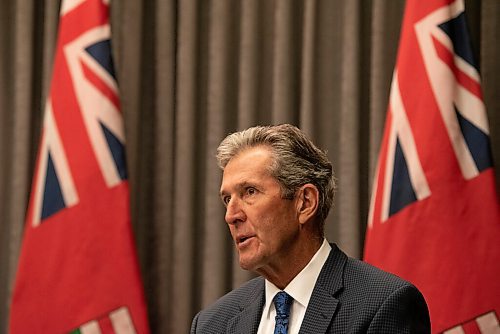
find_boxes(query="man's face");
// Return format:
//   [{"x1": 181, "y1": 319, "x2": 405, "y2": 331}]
[{"x1": 220, "y1": 146, "x2": 301, "y2": 274}]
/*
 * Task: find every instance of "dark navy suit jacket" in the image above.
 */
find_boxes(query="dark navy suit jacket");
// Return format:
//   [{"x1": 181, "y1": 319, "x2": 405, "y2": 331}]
[{"x1": 191, "y1": 244, "x2": 430, "y2": 333}]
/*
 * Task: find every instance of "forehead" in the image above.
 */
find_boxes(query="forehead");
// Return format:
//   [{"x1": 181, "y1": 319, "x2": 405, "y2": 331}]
[{"x1": 220, "y1": 146, "x2": 275, "y2": 189}]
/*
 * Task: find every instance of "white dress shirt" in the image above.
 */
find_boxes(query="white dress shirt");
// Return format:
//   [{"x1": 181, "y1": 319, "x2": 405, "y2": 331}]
[{"x1": 256, "y1": 239, "x2": 332, "y2": 334}]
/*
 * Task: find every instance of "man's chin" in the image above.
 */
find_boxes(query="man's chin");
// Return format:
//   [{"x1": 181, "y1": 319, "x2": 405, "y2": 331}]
[
  {"x1": 238, "y1": 257, "x2": 259, "y2": 272},
  {"x1": 238, "y1": 261, "x2": 253, "y2": 271}
]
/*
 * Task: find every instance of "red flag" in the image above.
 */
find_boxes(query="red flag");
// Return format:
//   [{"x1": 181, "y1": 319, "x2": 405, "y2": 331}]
[
  {"x1": 9, "y1": 0, "x2": 150, "y2": 333},
  {"x1": 364, "y1": 0, "x2": 500, "y2": 333}
]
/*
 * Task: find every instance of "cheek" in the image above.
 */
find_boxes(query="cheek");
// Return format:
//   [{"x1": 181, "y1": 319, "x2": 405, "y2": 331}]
[
  {"x1": 272, "y1": 205, "x2": 299, "y2": 232},
  {"x1": 248, "y1": 199, "x2": 297, "y2": 235},
  {"x1": 257, "y1": 208, "x2": 292, "y2": 234}
]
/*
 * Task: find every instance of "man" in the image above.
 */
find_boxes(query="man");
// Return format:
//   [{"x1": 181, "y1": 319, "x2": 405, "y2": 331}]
[{"x1": 191, "y1": 124, "x2": 430, "y2": 334}]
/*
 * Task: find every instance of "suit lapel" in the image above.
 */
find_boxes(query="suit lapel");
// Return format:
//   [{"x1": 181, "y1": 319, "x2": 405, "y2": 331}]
[
  {"x1": 226, "y1": 278, "x2": 265, "y2": 334},
  {"x1": 299, "y1": 244, "x2": 347, "y2": 334}
]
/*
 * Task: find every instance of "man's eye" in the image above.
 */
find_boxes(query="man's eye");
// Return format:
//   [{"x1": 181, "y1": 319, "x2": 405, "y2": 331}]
[
  {"x1": 246, "y1": 187, "x2": 256, "y2": 195},
  {"x1": 222, "y1": 196, "x2": 231, "y2": 205}
]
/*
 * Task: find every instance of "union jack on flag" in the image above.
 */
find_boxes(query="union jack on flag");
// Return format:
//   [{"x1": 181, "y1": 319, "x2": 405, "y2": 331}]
[
  {"x1": 364, "y1": 0, "x2": 500, "y2": 333},
  {"x1": 10, "y1": 0, "x2": 150, "y2": 333},
  {"x1": 31, "y1": 3, "x2": 126, "y2": 227}
]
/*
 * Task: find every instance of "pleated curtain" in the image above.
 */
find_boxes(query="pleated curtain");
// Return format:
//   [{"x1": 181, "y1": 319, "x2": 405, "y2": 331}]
[{"x1": 0, "y1": 0, "x2": 498, "y2": 332}]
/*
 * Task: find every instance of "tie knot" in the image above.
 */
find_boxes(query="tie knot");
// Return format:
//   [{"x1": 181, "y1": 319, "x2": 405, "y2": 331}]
[{"x1": 273, "y1": 291, "x2": 293, "y2": 318}]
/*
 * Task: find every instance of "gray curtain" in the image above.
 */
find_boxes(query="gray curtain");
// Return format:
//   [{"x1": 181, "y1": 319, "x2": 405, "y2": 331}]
[{"x1": 1, "y1": 0, "x2": 498, "y2": 333}]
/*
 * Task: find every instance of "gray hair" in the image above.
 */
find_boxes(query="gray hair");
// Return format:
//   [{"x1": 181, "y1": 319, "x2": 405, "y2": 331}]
[{"x1": 216, "y1": 124, "x2": 336, "y2": 234}]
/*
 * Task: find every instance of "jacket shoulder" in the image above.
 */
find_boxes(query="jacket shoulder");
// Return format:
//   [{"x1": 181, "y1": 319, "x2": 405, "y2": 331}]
[
  {"x1": 318, "y1": 244, "x2": 415, "y2": 297},
  {"x1": 344, "y1": 257, "x2": 414, "y2": 292},
  {"x1": 337, "y1": 256, "x2": 430, "y2": 333},
  {"x1": 191, "y1": 276, "x2": 264, "y2": 333}
]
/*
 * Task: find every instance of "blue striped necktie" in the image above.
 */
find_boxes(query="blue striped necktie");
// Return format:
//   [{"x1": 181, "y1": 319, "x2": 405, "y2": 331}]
[{"x1": 273, "y1": 291, "x2": 293, "y2": 334}]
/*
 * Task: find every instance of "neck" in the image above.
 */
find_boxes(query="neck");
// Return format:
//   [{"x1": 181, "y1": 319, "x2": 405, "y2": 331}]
[{"x1": 257, "y1": 236, "x2": 323, "y2": 289}]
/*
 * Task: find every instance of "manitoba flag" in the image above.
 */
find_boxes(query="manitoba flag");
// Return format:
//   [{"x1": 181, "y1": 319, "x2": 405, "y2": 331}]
[
  {"x1": 364, "y1": 0, "x2": 500, "y2": 333},
  {"x1": 9, "y1": 0, "x2": 150, "y2": 333}
]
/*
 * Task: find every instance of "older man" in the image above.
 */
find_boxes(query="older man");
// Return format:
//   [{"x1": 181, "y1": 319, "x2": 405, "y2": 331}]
[{"x1": 191, "y1": 124, "x2": 430, "y2": 334}]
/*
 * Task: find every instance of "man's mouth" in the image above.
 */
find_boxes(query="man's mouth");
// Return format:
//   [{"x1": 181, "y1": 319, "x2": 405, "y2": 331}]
[{"x1": 236, "y1": 235, "x2": 254, "y2": 246}]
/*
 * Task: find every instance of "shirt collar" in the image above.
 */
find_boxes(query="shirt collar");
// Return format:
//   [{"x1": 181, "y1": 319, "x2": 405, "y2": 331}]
[{"x1": 262, "y1": 239, "x2": 332, "y2": 318}]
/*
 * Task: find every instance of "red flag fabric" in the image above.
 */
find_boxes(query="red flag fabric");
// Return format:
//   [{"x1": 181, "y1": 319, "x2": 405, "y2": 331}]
[
  {"x1": 364, "y1": 0, "x2": 500, "y2": 333},
  {"x1": 9, "y1": 0, "x2": 150, "y2": 333}
]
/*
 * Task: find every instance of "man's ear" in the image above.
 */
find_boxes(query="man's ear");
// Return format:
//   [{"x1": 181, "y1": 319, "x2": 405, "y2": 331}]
[{"x1": 297, "y1": 184, "x2": 319, "y2": 225}]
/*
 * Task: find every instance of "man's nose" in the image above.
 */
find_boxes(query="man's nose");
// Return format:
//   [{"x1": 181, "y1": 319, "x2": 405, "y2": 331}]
[{"x1": 225, "y1": 197, "x2": 246, "y2": 225}]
